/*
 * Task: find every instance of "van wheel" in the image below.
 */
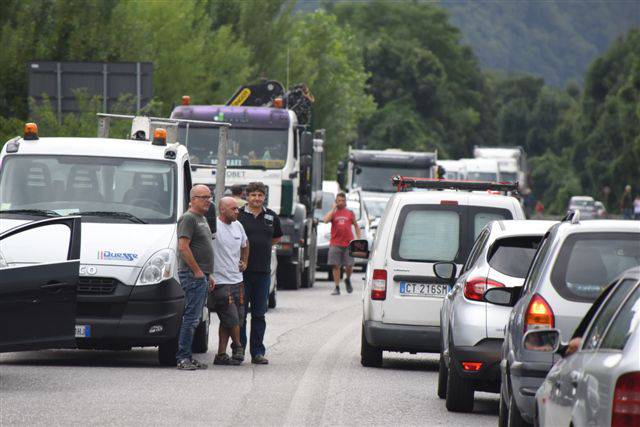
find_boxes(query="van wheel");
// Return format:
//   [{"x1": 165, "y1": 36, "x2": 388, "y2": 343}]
[
  {"x1": 268, "y1": 288, "x2": 277, "y2": 309},
  {"x1": 437, "y1": 352, "x2": 448, "y2": 399},
  {"x1": 445, "y1": 357, "x2": 475, "y2": 412},
  {"x1": 508, "y1": 390, "x2": 529, "y2": 427},
  {"x1": 158, "y1": 338, "x2": 178, "y2": 366},
  {"x1": 192, "y1": 318, "x2": 209, "y2": 354},
  {"x1": 360, "y1": 326, "x2": 382, "y2": 367}
]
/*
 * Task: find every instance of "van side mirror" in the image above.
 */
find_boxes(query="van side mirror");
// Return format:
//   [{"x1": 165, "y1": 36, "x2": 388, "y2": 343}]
[
  {"x1": 301, "y1": 132, "x2": 314, "y2": 156},
  {"x1": 483, "y1": 286, "x2": 522, "y2": 307},
  {"x1": 349, "y1": 239, "x2": 369, "y2": 259},
  {"x1": 522, "y1": 329, "x2": 561, "y2": 353},
  {"x1": 433, "y1": 262, "x2": 457, "y2": 281}
]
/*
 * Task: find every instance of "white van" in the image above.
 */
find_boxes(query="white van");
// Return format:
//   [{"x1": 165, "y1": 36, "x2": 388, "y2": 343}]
[
  {"x1": 0, "y1": 126, "x2": 207, "y2": 365},
  {"x1": 460, "y1": 158, "x2": 500, "y2": 182},
  {"x1": 352, "y1": 179, "x2": 525, "y2": 367}
]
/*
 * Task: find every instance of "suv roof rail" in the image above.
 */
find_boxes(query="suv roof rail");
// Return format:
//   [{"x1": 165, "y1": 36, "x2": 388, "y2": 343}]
[
  {"x1": 392, "y1": 176, "x2": 519, "y2": 194},
  {"x1": 561, "y1": 209, "x2": 581, "y2": 224}
]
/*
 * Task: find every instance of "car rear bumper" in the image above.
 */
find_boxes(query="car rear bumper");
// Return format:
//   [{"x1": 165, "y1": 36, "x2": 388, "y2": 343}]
[
  {"x1": 364, "y1": 320, "x2": 440, "y2": 353},
  {"x1": 75, "y1": 278, "x2": 184, "y2": 349},
  {"x1": 449, "y1": 338, "x2": 503, "y2": 393}
]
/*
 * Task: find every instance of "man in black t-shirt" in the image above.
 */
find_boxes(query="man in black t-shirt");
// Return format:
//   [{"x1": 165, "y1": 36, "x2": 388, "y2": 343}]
[{"x1": 237, "y1": 182, "x2": 282, "y2": 364}]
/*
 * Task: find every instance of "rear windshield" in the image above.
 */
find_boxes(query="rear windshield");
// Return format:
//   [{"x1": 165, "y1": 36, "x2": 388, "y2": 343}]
[
  {"x1": 488, "y1": 235, "x2": 542, "y2": 278},
  {"x1": 551, "y1": 233, "x2": 640, "y2": 302}
]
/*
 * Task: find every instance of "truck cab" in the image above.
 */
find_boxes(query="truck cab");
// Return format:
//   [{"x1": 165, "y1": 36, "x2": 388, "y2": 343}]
[{"x1": 0, "y1": 124, "x2": 207, "y2": 366}]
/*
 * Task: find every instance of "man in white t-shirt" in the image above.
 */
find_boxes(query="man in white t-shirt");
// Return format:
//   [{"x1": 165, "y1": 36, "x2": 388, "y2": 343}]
[{"x1": 211, "y1": 196, "x2": 249, "y2": 366}]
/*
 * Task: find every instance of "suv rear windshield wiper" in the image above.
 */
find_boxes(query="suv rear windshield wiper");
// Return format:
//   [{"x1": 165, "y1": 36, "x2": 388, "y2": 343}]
[
  {"x1": 0, "y1": 209, "x2": 61, "y2": 217},
  {"x1": 76, "y1": 211, "x2": 147, "y2": 224}
]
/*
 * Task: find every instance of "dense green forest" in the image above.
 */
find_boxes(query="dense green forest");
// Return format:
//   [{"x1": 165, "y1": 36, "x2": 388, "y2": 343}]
[{"x1": 0, "y1": 0, "x2": 638, "y2": 213}]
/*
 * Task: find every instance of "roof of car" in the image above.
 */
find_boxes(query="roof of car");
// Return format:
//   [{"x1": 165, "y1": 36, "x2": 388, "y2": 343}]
[
  {"x1": 555, "y1": 219, "x2": 640, "y2": 237},
  {"x1": 3, "y1": 137, "x2": 187, "y2": 162},
  {"x1": 569, "y1": 196, "x2": 595, "y2": 202},
  {"x1": 491, "y1": 220, "x2": 557, "y2": 237}
]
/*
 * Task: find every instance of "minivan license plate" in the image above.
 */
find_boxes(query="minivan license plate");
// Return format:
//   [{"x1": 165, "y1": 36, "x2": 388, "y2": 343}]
[
  {"x1": 399, "y1": 282, "x2": 447, "y2": 297},
  {"x1": 75, "y1": 325, "x2": 91, "y2": 338}
]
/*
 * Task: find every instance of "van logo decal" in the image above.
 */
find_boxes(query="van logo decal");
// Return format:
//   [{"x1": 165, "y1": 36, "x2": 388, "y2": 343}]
[{"x1": 98, "y1": 250, "x2": 138, "y2": 262}]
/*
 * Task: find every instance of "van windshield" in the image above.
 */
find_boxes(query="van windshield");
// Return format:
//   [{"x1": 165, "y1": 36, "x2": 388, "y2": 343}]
[
  {"x1": 352, "y1": 165, "x2": 430, "y2": 192},
  {"x1": 0, "y1": 155, "x2": 176, "y2": 223},
  {"x1": 551, "y1": 233, "x2": 640, "y2": 302},
  {"x1": 467, "y1": 172, "x2": 498, "y2": 181}
]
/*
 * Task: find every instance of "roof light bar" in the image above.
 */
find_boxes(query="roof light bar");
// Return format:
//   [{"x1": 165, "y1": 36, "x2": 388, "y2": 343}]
[{"x1": 392, "y1": 176, "x2": 519, "y2": 194}]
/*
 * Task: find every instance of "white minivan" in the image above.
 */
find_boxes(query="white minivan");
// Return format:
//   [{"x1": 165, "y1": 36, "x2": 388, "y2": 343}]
[
  {"x1": 0, "y1": 124, "x2": 208, "y2": 366},
  {"x1": 351, "y1": 178, "x2": 525, "y2": 367}
]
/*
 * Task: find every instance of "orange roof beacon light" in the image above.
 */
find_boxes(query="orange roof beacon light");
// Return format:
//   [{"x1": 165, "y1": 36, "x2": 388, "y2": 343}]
[
  {"x1": 152, "y1": 128, "x2": 167, "y2": 146},
  {"x1": 24, "y1": 122, "x2": 39, "y2": 140},
  {"x1": 272, "y1": 97, "x2": 284, "y2": 108},
  {"x1": 181, "y1": 95, "x2": 191, "y2": 106}
]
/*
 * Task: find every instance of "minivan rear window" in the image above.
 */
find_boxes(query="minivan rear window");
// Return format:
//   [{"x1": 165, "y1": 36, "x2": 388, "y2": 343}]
[
  {"x1": 396, "y1": 209, "x2": 460, "y2": 262},
  {"x1": 488, "y1": 236, "x2": 542, "y2": 278},
  {"x1": 551, "y1": 233, "x2": 640, "y2": 302}
]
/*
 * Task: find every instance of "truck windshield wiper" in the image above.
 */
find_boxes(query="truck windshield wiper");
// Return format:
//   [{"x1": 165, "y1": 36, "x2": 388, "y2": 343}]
[
  {"x1": 76, "y1": 211, "x2": 147, "y2": 224},
  {"x1": 0, "y1": 209, "x2": 61, "y2": 217}
]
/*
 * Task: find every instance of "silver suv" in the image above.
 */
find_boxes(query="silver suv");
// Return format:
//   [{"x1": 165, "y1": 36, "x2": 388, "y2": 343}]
[
  {"x1": 438, "y1": 220, "x2": 555, "y2": 413},
  {"x1": 485, "y1": 216, "x2": 640, "y2": 426}
]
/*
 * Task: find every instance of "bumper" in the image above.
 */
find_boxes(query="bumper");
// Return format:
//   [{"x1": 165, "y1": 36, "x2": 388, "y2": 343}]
[
  {"x1": 75, "y1": 278, "x2": 184, "y2": 349},
  {"x1": 364, "y1": 320, "x2": 440, "y2": 353},
  {"x1": 509, "y1": 361, "x2": 551, "y2": 423},
  {"x1": 449, "y1": 339, "x2": 503, "y2": 393}
]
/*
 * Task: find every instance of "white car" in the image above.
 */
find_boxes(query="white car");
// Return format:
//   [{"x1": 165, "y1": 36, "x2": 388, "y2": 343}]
[{"x1": 352, "y1": 179, "x2": 525, "y2": 367}]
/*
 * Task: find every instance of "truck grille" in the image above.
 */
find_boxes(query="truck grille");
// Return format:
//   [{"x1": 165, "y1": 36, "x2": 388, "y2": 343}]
[{"x1": 77, "y1": 277, "x2": 119, "y2": 295}]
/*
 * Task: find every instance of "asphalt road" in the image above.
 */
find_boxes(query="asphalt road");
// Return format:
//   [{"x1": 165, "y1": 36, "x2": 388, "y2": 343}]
[{"x1": 0, "y1": 273, "x2": 499, "y2": 426}]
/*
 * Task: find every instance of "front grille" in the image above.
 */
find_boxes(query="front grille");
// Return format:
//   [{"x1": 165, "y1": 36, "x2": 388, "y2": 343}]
[{"x1": 77, "y1": 277, "x2": 119, "y2": 295}]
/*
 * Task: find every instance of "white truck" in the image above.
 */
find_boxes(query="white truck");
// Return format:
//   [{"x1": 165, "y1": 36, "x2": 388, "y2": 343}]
[
  {"x1": 170, "y1": 80, "x2": 324, "y2": 289},
  {"x1": 473, "y1": 146, "x2": 528, "y2": 190},
  {"x1": 0, "y1": 120, "x2": 213, "y2": 366}
]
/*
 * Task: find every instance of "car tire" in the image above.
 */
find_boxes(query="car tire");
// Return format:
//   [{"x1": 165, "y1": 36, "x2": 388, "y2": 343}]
[
  {"x1": 508, "y1": 389, "x2": 530, "y2": 427},
  {"x1": 437, "y1": 352, "x2": 448, "y2": 399},
  {"x1": 445, "y1": 357, "x2": 475, "y2": 413},
  {"x1": 268, "y1": 288, "x2": 277, "y2": 309},
  {"x1": 158, "y1": 338, "x2": 178, "y2": 366},
  {"x1": 192, "y1": 318, "x2": 209, "y2": 354},
  {"x1": 360, "y1": 326, "x2": 382, "y2": 367}
]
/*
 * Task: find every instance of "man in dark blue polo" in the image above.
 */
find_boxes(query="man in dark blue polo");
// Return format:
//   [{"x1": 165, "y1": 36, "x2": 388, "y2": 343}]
[{"x1": 238, "y1": 181, "x2": 282, "y2": 364}]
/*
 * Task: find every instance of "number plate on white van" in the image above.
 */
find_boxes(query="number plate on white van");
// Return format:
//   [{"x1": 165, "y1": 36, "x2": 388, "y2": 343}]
[
  {"x1": 399, "y1": 282, "x2": 448, "y2": 297},
  {"x1": 75, "y1": 325, "x2": 91, "y2": 338}
]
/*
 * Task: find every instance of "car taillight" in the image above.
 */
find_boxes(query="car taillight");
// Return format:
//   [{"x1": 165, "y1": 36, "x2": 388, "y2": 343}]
[
  {"x1": 371, "y1": 269, "x2": 387, "y2": 300},
  {"x1": 463, "y1": 277, "x2": 504, "y2": 301},
  {"x1": 524, "y1": 294, "x2": 554, "y2": 332},
  {"x1": 612, "y1": 372, "x2": 640, "y2": 427}
]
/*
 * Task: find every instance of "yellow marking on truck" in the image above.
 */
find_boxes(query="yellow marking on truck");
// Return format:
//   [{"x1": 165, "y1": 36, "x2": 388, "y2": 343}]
[{"x1": 230, "y1": 88, "x2": 251, "y2": 106}]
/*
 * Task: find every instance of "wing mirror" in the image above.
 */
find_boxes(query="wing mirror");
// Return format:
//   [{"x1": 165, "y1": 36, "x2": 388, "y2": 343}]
[
  {"x1": 433, "y1": 262, "x2": 457, "y2": 282},
  {"x1": 483, "y1": 286, "x2": 522, "y2": 307},
  {"x1": 349, "y1": 239, "x2": 369, "y2": 259},
  {"x1": 522, "y1": 329, "x2": 561, "y2": 353}
]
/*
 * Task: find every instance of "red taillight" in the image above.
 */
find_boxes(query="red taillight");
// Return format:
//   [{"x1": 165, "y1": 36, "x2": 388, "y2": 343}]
[
  {"x1": 524, "y1": 294, "x2": 554, "y2": 332},
  {"x1": 612, "y1": 372, "x2": 640, "y2": 427},
  {"x1": 462, "y1": 362, "x2": 483, "y2": 372},
  {"x1": 440, "y1": 200, "x2": 459, "y2": 206},
  {"x1": 464, "y1": 277, "x2": 504, "y2": 301},
  {"x1": 371, "y1": 269, "x2": 387, "y2": 300}
]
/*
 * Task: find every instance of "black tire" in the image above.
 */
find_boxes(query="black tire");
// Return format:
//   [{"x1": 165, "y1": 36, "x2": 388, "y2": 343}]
[
  {"x1": 445, "y1": 356, "x2": 475, "y2": 413},
  {"x1": 508, "y1": 388, "x2": 531, "y2": 427},
  {"x1": 437, "y1": 352, "x2": 448, "y2": 399},
  {"x1": 192, "y1": 318, "x2": 209, "y2": 354},
  {"x1": 158, "y1": 338, "x2": 178, "y2": 366},
  {"x1": 360, "y1": 325, "x2": 382, "y2": 367},
  {"x1": 268, "y1": 288, "x2": 277, "y2": 309}
]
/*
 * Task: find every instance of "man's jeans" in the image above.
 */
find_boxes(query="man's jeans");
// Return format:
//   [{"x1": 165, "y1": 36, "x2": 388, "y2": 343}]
[
  {"x1": 240, "y1": 272, "x2": 270, "y2": 357},
  {"x1": 176, "y1": 271, "x2": 208, "y2": 362}
]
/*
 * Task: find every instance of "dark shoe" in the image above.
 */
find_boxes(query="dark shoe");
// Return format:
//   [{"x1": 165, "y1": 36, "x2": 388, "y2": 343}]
[
  {"x1": 345, "y1": 277, "x2": 353, "y2": 293},
  {"x1": 213, "y1": 353, "x2": 241, "y2": 366},
  {"x1": 231, "y1": 344, "x2": 245, "y2": 362},
  {"x1": 190, "y1": 358, "x2": 208, "y2": 370},
  {"x1": 331, "y1": 287, "x2": 340, "y2": 295},
  {"x1": 177, "y1": 358, "x2": 196, "y2": 370},
  {"x1": 251, "y1": 355, "x2": 269, "y2": 365}
]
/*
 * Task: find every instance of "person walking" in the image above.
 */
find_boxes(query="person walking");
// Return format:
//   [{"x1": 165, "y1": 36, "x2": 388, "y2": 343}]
[
  {"x1": 237, "y1": 181, "x2": 282, "y2": 365},
  {"x1": 620, "y1": 185, "x2": 634, "y2": 219},
  {"x1": 176, "y1": 184, "x2": 215, "y2": 370},
  {"x1": 323, "y1": 192, "x2": 361, "y2": 295},
  {"x1": 211, "y1": 197, "x2": 249, "y2": 366}
]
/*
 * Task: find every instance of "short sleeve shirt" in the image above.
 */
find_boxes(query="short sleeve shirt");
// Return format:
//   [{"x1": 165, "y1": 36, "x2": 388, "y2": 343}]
[
  {"x1": 177, "y1": 211, "x2": 214, "y2": 273},
  {"x1": 238, "y1": 206, "x2": 283, "y2": 273},
  {"x1": 212, "y1": 219, "x2": 248, "y2": 284},
  {"x1": 330, "y1": 208, "x2": 356, "y2": 247}
]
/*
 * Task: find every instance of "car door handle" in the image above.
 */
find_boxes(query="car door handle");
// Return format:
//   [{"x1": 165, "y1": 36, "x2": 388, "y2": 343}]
[{"x1": 40, "y1": 281, "x2": 69, "y2": 293}]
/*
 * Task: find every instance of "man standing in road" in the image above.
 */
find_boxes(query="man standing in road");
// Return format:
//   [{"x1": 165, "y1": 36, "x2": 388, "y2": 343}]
[
  {"x1": 323, "y1": 192, "x2": 360, "y2": 295},
  {"x1": 238, "y1": 181, "x2": 282, "y2": 365},
  {"x1": 211, "y1": 197, "x2": 249, "y2": 365},
  {"x1": 176, "y1": 184, "x2": 215, "y2": 370}
]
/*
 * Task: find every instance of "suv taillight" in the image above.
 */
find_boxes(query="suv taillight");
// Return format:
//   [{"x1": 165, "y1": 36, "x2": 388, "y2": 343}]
[
  {"x1": 524, "y1": 294, "x2": 554, "y2": 332},
  {"x1": 463, "y1": 277, "x2": 504, "y2": 301},
  {"x1": 612, "y1": 372, "x2": 640, "y2": 427},
  {"x1": 371, "y1": 269, "x2": 387, "y2": 300}
]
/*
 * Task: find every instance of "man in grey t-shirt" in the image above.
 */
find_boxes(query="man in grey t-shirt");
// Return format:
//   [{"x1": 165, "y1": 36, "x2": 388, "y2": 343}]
[{"x1": 175, "y1": 184, "x2": 215, "y2": 370}]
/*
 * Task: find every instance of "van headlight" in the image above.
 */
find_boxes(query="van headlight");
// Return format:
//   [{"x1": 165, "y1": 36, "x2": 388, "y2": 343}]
[{"x1": 137, "y1": 249, "x2": 176, "y2": 286}]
